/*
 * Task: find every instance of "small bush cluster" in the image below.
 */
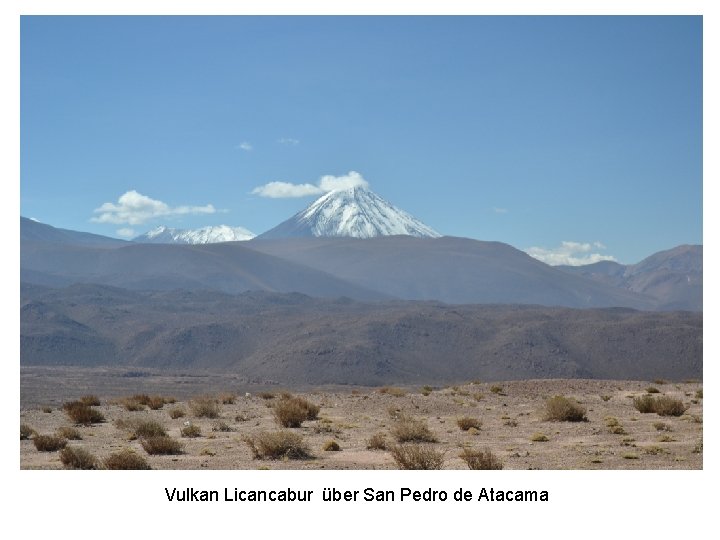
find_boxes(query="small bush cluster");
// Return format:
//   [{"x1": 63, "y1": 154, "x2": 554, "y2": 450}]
[
  {"x1": 141, "y1": 436, "x2": 183, "y2": 455},
  {"x1": 544, "y1": 396, "x2": 588, "y2": 422},
  {"x1": 168, "y1": 407, "x2": 186, "y2": 419},
  {"x1": 489, "y1": 385, "x2": 504, "y2": 395},
  {"x1": 273, "y1": 395, "x2": 320, "y2": 428},
  {"x1": 212, "y1": 420, "x2": 233, "y2": 432},
  {"x1": 456, "y1": 417, "x2": 482, "y2": 431},
  {"x1": 367, "y1": 432, "x2": 388, "y2": 450},
  {"x1": 190, "y1": 397, "x2": 221, "y2": 418},
  {"x1": 323, "y1": 440, "x2": 341, "y2": 451},
  {"x1": 257, "y1": 391, "x2": 276, "y2": 400},
  {"x1": 459, "y1": 447, "x2": 503, "y2": 470},
  {"x1": 243, "y1": 431, "x2": 311, "y2": 460},
  {"x1": 60, "y1": 446, "x2": 98, "y2": 469},
  {"x1": 104, "y1": 449, "x2": 152, "y2": 470},
  {"x1": 645, "y1": 386, "x2": 661, "y2": 394},
  {"x1": 378, "y1": 386, "x2": 407, "y2": 397},
  {"x1": 20, "y1": 423, "x2": 34, "y2": 440},
  {"x1": 56, "y1": 426, "x2": 82, "y2": 440},
  {"x1": 531, "y1": 432, "x2": 549, "y2": 442},
  {"x1": 633, "y1": 395, "x2": 687, "y2": 416},
  {"x1": 79, "y1": 395, "x2": 101, "y2": 406},
  {"x1": 33, "y1": 434, "x2": 67, "y2": 452},
  {"x1": 132, "y1": 420, "x2": 167, "y2": 439},
  {"x1": 181, "y1": 425, "x2": 202, "y2": 438},
  {"x1": 420, "y1": 385, "x2": 433, "y2": 396},
  {"x1": 63, "y1": 401, "x2": 105, "y2": 425},
  {"x1": 389, "y1": 444, "x2": 444, "y2": 470},
  {"x1": 123, "y1": 394, "x2": 172, "y2": 411},
  {"x1": 218, "y1": 393, "x2": 236, "y2": 405},
  {"x1": 391, "y1": 416, "x2": 437, "y2": 443}
]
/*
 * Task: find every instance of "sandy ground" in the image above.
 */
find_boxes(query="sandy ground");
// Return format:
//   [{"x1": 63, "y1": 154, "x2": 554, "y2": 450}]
[{"x1": 20, "y1": 378, "x2": 702, "y2": 470}]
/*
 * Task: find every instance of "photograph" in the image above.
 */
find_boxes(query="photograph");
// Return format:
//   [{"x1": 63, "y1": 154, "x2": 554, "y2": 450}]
[{"x1": 19, "y1": 14, "x2": 702, "y2": 473}]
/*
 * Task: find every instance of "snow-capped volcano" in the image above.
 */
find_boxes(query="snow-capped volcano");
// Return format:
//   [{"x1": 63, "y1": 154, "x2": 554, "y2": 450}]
[
  {"x1": 257, "y1": 186, "x2": 441, "y2": 239},
  {"x1": 134, "y1": 225, "x2": 256, "y2": 244}
]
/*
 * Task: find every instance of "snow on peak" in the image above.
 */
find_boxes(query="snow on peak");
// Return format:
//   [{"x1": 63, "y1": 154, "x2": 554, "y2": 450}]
[
  {"x1": 134, "y1": 224, "x2": 256, "y2": 244},
  {"x1": 259, "y1": 186, "x2": 441, "y2": 239}
]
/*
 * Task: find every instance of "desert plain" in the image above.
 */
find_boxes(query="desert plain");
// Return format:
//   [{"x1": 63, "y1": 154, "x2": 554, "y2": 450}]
[{"x1": 20, "y1": 370, "x2": 703, "y2": 470}]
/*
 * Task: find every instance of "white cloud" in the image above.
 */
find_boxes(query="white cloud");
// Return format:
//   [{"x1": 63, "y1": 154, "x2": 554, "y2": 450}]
[
  {"x1": 251, "y1": 171, "x2": 370, "y2": 198},
  {"x1": 237, "y1": 142, "x2": 253, "y2": 151},
  {"x1": 251, "y1": 181, "x2": 325, "y2": 198},
  {"x1": 278, "y1": 137, "x2": 300, "y2": 145},
  {"x1": 91, "y1": 190, "x2": 217, "y2": 225},
  {"x1": 116, "y1": 228, "x2": 135, "y2": 238},
  {"x1": 493, "y1": 207, "x2": 508, "y2": 214},
  {"x1": 525, "y1": 241, "x2": 617, "y2": 266}
]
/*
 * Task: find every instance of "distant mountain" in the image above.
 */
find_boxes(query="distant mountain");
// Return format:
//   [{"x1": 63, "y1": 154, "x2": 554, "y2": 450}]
[
  {"x1": 21, "y1": 284, "x2": 702, "y2": 383},
  {"x1": 134, "y1": 225, "x2": 256, "y2": 244},
  {"x1": 257, "y1": 186, "x2": 441, "y2": 239},
  {"x1": 558, "y1": 245, "x2": 702, "y2": 311},
  {"x1": 247, "y1": 235, "x2": 657, "y2": 309},
  {"x1": 21, "y1": 217, "x2": 127, "y2": 247}
]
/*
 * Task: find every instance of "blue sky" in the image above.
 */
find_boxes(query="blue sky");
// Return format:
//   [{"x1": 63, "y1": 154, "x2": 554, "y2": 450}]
[{"x1": 20, "y1": 16, "x2": 702, "y2": 264}]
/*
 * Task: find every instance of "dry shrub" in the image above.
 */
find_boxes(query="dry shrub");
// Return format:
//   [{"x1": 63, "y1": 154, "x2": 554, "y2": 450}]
[
  {"x1": 459, "y1": 447, "x2": 503, "y2": 470},
  {"x1": 190, "y1": 397, "x2": 221, "y2": 418},
  {"x1": 531, "y1": 432, "x2": 549, "y2": 442},
  {"x1": 132, "y1": 394, "x2": 152, "y2": 405},
  {"x1": 600, "y1": 395, "x2": 612, "y2": 402},
  {"x1": 79, "y1": 395, "x2": 101, "y2": 406},
  {"x1": 104, "y1": 449, "x2": 151, "y2": 470},
  {"x1": 457, "y1": 417, "x2": 482, "y2": 431},
  {"x1": 168, "y1": 407, "x2": 186, "y2": 419},
  {"x1": 391, "y1": 416, "x2": 437, "y2": 443},
  {"x1": 20, "y1": 424, "x2": 34, "y2": 440},
  {"x1": 141, "y1": 436, "x2": 183, "y2": 455},
  {"x1": 633, "y1": 395, "x2": 687, "y2": 416},
  {"x1": 243, "y1": 431, "x2": 311, "y2": 460},
  {"x1": 544, "y1": 395, "x2": 587, "y2": 422},
  {"x1": 56, "y1": 426, "x2": 82, "y2": 440},
  {"x1": 389, "y1": 444, "x2": 444, "y2": 470},
  {"x1": 62, "y1": 401, "x2": 105, "y2": 425},
  {"x1": 490, "y1": 385, "x2": 504, "y2": 394},
  {"x1": 33, "y1": 434, "x2": 67, "y2": 452},
  {"x1": 41, "y1": 406, "x2": 52, "y2": 413},
  {"x1": 273, "y1": 396, "x2": 320, "y2": 428},
  {"x1": 212, "y1": 420, "x2": 233, "y2": 432},
  {"x1": 645, "y1": 386, "x2": 661, "y2": 394},
  {"x1": 323, "y1": 440, "x2": 341, "y2": 451},
  {"x1": 219, "y1": 393, "x2": 236, "y2": 405},
  {"x1": 147, "y1": 396, "x2": 166, "y2": 410},
  {"x1": 378, "y1": 386, "x2": 407, "y2": 397},
  {"x1": 258, "y1": 391, "x2": 276, "y2": 400},
  {"x1": 420, "y1": 385, "x2": 433, "y2": 396},
  {"x1": 654, "y1": 396, "x2": 688, "y2": 416},
  {"x1": 181, "y1": 425, "x2": 202, "y2": 438},
  {"x1": 59, "y1": 446, "x2": 98, "y2": 469},
  {"x1": 653, "y1": 422, "x2": 671, "y2": 431},
  {"x1": 695, "y1": 389, "x2": 703, "y2": 399},
  {"x1": 132, "y1": 420, "x2": 167, "y2": 439},
  {"x1": 122, "y1": 398, "x2": 145, "y2": 411},
  {"x1": 367, "y1": 432, "x2": 388, "y2": 450}
]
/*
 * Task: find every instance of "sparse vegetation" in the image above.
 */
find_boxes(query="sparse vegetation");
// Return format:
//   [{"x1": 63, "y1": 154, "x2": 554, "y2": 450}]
[
  {"x1": 459, "y1": 447, "x2": 503, "y2": 470},
  {"x1": 600, "y1": 395, "x2": 612, "y2": 402},
  {"x1": 56, "y1": 426, "x2": 82, "y2": 440},
  {"x1": 391, "y1": 415, "x2": 438, "y2": 443},
  {"x1": 33, "y1": 434, "x2": 67, "y2": 452},
  {"x1": 490, "y1": 385, "x2": 504, "y2": 394},
  {"x1": 59, "y1": 446, "x2": 98, "y2": 469},
  {"x1": 389, "y1": 444, "x2": 445, "y2": 470},
  {"x1": 658, "y1": 434, "x2": 676, "y2": 443},
  {"x1": 544, "y1": 395, "x2": 588, "y2": 422},
  {"x1": 141, "y1": 435, "x2": 183, "y2": 455},
  {"x1": 273, "y1": 395, "x2": 320, "y2": 428},
  {"x1": 456, "y1": 416, "x2": 482, "y2": 431},
  {"x1": 181, "y1": 425, "x2": 202, "y2": 438},
  {"x1": 62, "y1": 401, "x2": 105, "y2": 425},
  {"x1": 41, "y1": 406, "x2": 52, "y2": 413},
  {"x1": 531, "y1": 432, "x2": 549, "y2": 442},
  {"x1": 243, "y1": 431, "x2": 311, "y2": 460},
  {"x1": 695, "y1": 389, "x2": 703, "y2": 399},
  {"x1": 653, "y1": 422, "x2": 671, "y2": 431},
  {"x1": 189, "y1": 397, "x2": 221, "y2": 418},
  {"x1": 420, "y1": 385, "x2": 433, "y2": 396},
  {"x1": 258, "y1": 391, "x2": 276, "y2": 400},
  {"x1": 367, "y1": 432, "x2": 388, "y2": 450},
  {"x1": 104, "y1": 449, "x2": 151, "y2": 470},
  {"x1": 122, "y1": 398, "x2": 145, "y2": 411},
  {"x1": 147, "y1": 396, "x2": 166, "y2": 410},
  {"x1": 653, "y1": 379, "x2": 667, "y2": 385},
  {"x1": 645, "y1": 386, "x2": 661, "y2": 394}
]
